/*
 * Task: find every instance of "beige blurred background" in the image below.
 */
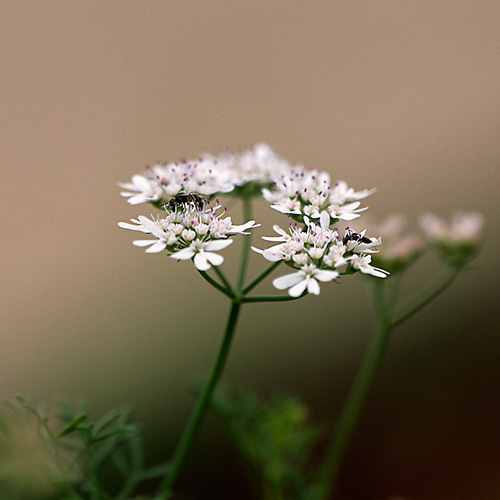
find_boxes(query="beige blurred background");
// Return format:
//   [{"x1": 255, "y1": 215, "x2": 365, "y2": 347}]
[{"x1": 1, "y1": 2, "x2": 499, "y2": 499}]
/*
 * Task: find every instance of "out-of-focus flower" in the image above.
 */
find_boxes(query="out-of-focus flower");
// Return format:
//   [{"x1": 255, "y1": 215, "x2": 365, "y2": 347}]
[
  {"x1": 419, "y1": 212, "x2": 484, "y2": 243},
  {"x1": 419, "y1": 211, "x2": 484, "y2": 267},
  {"x1": 118, "y1": 156, "x2": 235, "y2": 206},
  {"x1": 212, "y1": 143, "x2": 292, "y2": 195},
  {"x1": 119, "y1": 203, "x2": 259, "y2": 270},
  {"x1": 353, "y1": 215, "x2": 425, "y2": 273}
]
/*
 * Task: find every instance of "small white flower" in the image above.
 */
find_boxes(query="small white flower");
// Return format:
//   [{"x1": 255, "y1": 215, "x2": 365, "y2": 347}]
[
  {"x1": 119, "y1": 202, "x2": 257, "y2": 271},
  {"x1": 329, "y1": 181, "x2": 376, "y2": 205},
  {"x1": 118, "y1": 175, "x2": 164, "y2": 205},
  {"x1": 324, "y1": 244, "x2": 350, "y2": 269},
  {"x1": 328, "y1": 201, "x2": 367, "y2": 221},
  {"x1": 117, "y1": 218, "x2": 149, "y2": 233},
  {"x1": 215, "y1": 143, "x2": 291, "y2": 188},
  {"x1": 130, "y1": 215, "x2": 170, "y2": 253},
  {"x1": 227, "y1": 220, "x2": 261, "y2": 234},
  {"x1": 170, "y1": 239, "x2": 233, "y2": 271},
  {"x1": 273, "y1": 264, "x2": 339, "y2": 297},
  {"x1": 292, "y1": 252, "x2": 309, "y2": 266},
  {"x1": 350, "y1": 255, "x2": 389, "y2": 278}
]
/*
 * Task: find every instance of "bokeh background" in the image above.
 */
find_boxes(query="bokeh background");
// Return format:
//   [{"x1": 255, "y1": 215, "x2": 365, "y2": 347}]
[{"x1": 2, "y1": 2, "x2": 499, "y2": 499}]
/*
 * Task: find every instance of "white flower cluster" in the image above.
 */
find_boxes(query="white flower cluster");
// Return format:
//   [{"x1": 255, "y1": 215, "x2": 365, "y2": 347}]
[
  {"x1": 419, "y1": 212, "x2": 484, "y2": 244},
  {"x1": 253, "y1": 212, "x2": 388, "y2": 297},
  {"x1": 209, "y1": 143, "x2": 292, "y2": 190},
  {"x1": 418, "y1": 211, "x2": 484, "y2": 267},
  {"x1": 118, "y1": 157, "x2": 234, "y2": 206},
  {"x1": 119, "y1": 204, "x2": 259, "y2": 271},
  {"x1": 118, "y1": 143, "x2": 291, "y2": 206},
  {"x1": 119, "y1": 143, "x2": 389, "y2": 292},
  {"x1": 262, "y1": 168, "x2": 375, "y2": 222},
  {"x1": 351, "y1": 214, "x2": 424, "y2": 273}
]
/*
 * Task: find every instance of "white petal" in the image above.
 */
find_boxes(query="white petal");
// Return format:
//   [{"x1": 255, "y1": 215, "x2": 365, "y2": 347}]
[
  {"x1": 272, "y1": 225, "x2": 288, "y2": 237},
  {"x1": 289, "y1": 279, "x2": 309, "y2": 297},
  {"x1": 339, "y1": 212, "x2": 362, "y2": 221},
  {"x1": 270, "y1": 204, "x2": 291, "y2": 214},
  {"x1": 118, "y1": 220, "x2": 149, "y2": 232},
  {"x1": 251, "y1": 246, "x2": 264, "y2": 254},
  {"x1": 365, "y1": 266, "x2": 389, "y2": 278},
  {"x1": 127, "y1": 193, "x2": 148, "y2": 205},
  {"x1": 170, "y1": 247, "x2": 195, "y2": 261},
  {"x1": 306, "y1": 278, "x2": 321, "y2": 295},
  {"x1": 273, "y1": 272, "x2": 303, "y2": 290},
  {"x1": 133, "y1": 240, "x2": 156, "y2": 247},
  {"x1": 132, "y1": 174, "x2": 154, "y2": 191},
  {"x1": 262, "y1": 249, "x2": 284, "y2": 262},
  {"x1": 204, "y1": 239, "x2": 233, "y2": 251},
  {"x1": 194, "y1": 252, "x2": 211, "y2": 271},
  {"x1": 138, "y1": 216, "x2": 165, "y2": 239},
  {"x1": 262, "y1": 235, "x2": 287, "y2": 242},
  {"x1": 314, "y1": 269, "x2": 339, "y2": 282},
  {"x1": 230, "y1": 220, "x2": 260, "y2": 234},
  {"x1": 205, "y1": 251, "x2": 224, "y2": 267},
  {"x1": 145, "y1": 241, "x2": 167, "y2": 253},
  {"x1": 320, "y1": 211, "x2": 331, "y2": 229}
]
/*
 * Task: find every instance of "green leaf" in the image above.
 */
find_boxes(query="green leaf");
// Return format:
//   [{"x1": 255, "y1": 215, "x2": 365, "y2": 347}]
[{"x1": 57, "y1": 413, "x2": 88, "y2": 439}]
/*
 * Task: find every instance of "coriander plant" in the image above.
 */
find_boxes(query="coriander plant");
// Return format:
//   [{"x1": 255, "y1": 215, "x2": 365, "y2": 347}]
[
  {"x1": 116, "y1": 143, "x2": 483, "y2": 499},
  {"x1": 2, "y1": 144, "x2": 482, "y2": 500}
]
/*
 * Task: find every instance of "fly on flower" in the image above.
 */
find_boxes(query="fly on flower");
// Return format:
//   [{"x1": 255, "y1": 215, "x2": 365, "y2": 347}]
[
  {"x1": 342, "y1": 228, "x2": 373, "y2": 245},
  {"x1": 164, "y1": 192, "x2": 208, "y2": 212}
]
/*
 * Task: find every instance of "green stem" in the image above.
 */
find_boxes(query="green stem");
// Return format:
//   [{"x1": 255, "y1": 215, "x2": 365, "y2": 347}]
[
  {"x1": 156, "y1": 300, "x2": 242, "y2": 498},
  {"x1": 236, "y1": 196, "x2": 253, "y2": 289},
  {"x1": 213, "y1": 266, "x2": 234, "y2": 294},
  {"x1": 242, "y1": 294, "x2": 304, "y2": 303},
  {"x1": 242, "y1": 261, "x2": 281, "y2": 294},
  {"x1": 311, "y1": 310, "x2": 392, "y2": 500},
  {"x1": 311, "y1": 267, "x2": 461, "y2": 499},
  {"x1": 391, "y1": 266, "x2": 459, "y2": 328},
  {"x1": 198, "y1": 270, "x2": 233, "y2": 297}
]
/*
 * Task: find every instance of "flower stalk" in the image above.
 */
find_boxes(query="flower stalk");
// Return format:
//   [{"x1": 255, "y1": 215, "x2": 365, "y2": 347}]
[
  {"x1": 309, "y1": 266, "x2": 464, "y2": 499},
  {"x1": 157, "y1": 300, "x2": 242, "y2": 498}
]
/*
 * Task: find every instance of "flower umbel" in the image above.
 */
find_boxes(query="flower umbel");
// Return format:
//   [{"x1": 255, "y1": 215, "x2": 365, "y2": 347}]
[
  {"x1": 254, "y1": 213, "x2": 388, "y2": 295},
  {"x1": 419, "y1": 211, "x2": 484, "y2": 267},
  {"x1": 262, "y1": 167, "x2": 375, "y2": 222},
  {"x1": 352, "y1": 214, "x2": 424, "y2": 273},
  {"x1": 119, "y1": 202, "x2": 259, "y2": 270}
]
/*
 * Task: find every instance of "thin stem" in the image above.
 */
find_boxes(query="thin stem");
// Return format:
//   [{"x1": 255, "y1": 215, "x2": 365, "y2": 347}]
[
  {"x1": 311, "y1": 310, "x2": 392, "y2": 500},
  {"x1": 386, "y1": 274, "x2": 401, "y2": 309},
  {"x1": 213, "y1": 265, "x2": 234, "y2": 293},
  {"x1": 391, "y1": 266, "x2": 459, "y2": 328},
  {"x1": 236, "y1": 196, "x2": 253, "y2": 289},
  {"x1": 242, "y1": 294, "x2": 304, "y2": 303},
  {"x1": 242, "y1": 261, "x2": 281, "y2": 294},
  {"x1": 311, "y1": 267, "x2": 461, "y2": 499},
  {"x1": 156, "y1": 300, "x2": 242, "y2": 498},
  {"x1": 197, "y1": 270, "x2": 233, "y2": 298}
]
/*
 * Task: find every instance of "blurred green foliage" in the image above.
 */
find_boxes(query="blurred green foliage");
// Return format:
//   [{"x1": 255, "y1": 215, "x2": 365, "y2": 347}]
[
  {"x1": 0, "y1": 396, "x2": 166, "y2": 500},
  {"x1": 212, "y1": 389, "x2": 324, "y2": 500}
]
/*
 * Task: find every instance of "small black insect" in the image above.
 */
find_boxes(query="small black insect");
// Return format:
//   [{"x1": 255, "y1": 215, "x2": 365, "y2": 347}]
[
  {"x1": 342, "y1": 228, "x2": 372, "y2": 246},
  {"x1": 165, "y1": 192, "x2": 207, "y2": 212}
]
